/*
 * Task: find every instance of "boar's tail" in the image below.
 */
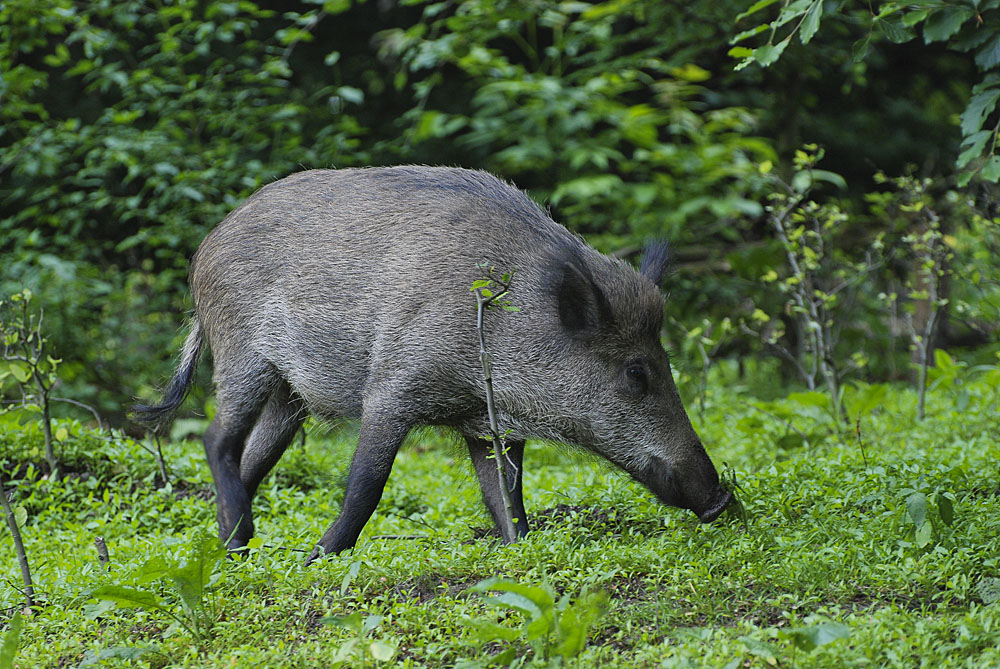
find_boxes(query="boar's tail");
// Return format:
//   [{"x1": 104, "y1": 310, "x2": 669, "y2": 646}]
[{"x1": 131, "y1": 320, "x2": 204, "y2": 428}]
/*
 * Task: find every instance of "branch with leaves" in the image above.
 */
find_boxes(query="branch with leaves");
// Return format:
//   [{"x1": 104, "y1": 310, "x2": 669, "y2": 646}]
[
  {"x1": 731, "y1": 0, "x2": 1000, "y2": 185},
  {"x1": 470, "y1": 264, "x2": 521, "y2": 543},
  {"x1": 873, "y1": 173, "x2": 954, "y2": 419},
  {"x1": 743, "y1": 147, "x2": 882, "y2": 423},
  {"x1": 1, "y1": 290, "x2": 61, "y2": 478}
]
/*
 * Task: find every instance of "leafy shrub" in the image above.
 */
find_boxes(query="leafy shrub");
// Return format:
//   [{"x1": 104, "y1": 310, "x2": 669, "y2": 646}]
[{"x1": 461, "y1": 578, "x2": 609, "y2": 666}]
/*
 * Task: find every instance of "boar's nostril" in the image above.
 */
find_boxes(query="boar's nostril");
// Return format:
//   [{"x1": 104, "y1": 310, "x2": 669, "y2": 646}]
[{"x1": 697, "y1": 490, "x2": 733, "y2": 523}]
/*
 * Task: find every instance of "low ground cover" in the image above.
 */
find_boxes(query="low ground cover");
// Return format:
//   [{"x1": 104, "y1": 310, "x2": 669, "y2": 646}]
[{"x1": 1, "y1": 363, "x2": 998, "y2": 667}]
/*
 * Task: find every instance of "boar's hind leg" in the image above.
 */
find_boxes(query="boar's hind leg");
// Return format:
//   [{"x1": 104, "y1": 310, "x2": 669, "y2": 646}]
[
  {"x1": 466, "y1": 436, "x2": 528, "y2": 542},
  {"x1": 204, "y1": 359, "x2": 280, "y2": 551},
  {"x1": 305, "y1": 405, "x2": 411, "y2": 565},
  {"x1": 240, "y1": 381, "x2": 306, "y2": 500}
]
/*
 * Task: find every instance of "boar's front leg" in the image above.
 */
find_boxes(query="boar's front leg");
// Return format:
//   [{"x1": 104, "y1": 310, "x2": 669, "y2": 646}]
[
  {"x1": 305, "y1": 406, "x2": 411, "y2": 565},
  {"x1": 466, "y1": 436, "x2": 529, "y2": 542}
]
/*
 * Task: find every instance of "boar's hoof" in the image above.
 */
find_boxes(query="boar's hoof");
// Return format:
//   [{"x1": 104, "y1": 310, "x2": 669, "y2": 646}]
[{"x1": 304, "y1": 546, "x2": 325, "y2": 566}]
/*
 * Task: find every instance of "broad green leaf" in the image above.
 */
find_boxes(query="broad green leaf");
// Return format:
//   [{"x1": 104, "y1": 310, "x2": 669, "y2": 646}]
[
  {"x1": 524, "y1": 607, "x2": 556, "y2": 641},
  {"x1": 774, "y1": 0, "x2": 813, "y2": 30},
  {"x1": 554, "y1": 590, "x2": 609, "y2": 659},
  {"x1": 362, "y1": 615, "x2": 383, "y2": 635},
  {"x1": 55, "y1": 426, "x2": 69, "y2": 442},
  {"x1": 852, "y1": 34, "x2": 872, "y2": 61},
  {"x1": 981, "y1": 155, "x2": 1000, "y2": 182},
  {"x1": 8, "y1": 362, "x2": 30, "y2": 384},
  {"x1": 902, "y1": 9, "x2": 930, "y2": 27},
  {"x1": 321, "y1": 612, "x2": 364, "y2": 632},
  {"x1": 488, "y1": 591, "x2": 544, "y2": 620},
  {"x1": 88, "y1": 585, "x2": 167, "y2": 611},
  {"x1": 739, "y1": 636, "x2": 780, "y2": 661},
  {"x1": 961, "y1": 87, "x2": 1000, "y2": 136},
  {"x1": 369, "y1": 640, "x2": 397, "y2": 662},
  {"x1": 78, "y1": 646, "x2": 158, "y2": 667},
  {"x1": 877, "y1": 17, "x2": 914, "y2": 43},
  {"x1": 731, "y1": 24, "x2": 770, "y2": 45},
  {"x1": 550, "y1": 175, "x2": 623, "y2": 205},
  {"x1": 323, "y1": 0, "x2": 352, "y2": 13},
  {"x1": 923, "y1": 8, "x2": 974, "y2": 43},
  {"x1": 755, "y1": 38, "x2": 791, "y2": 67},
  {"x1": 906, "y1": 492, "x2": 928, "y2": 528},
  {"x1": 933, "y1": 348, "x2": 959, "y2": 374},
  {"x1": 332, "y1": 638, "x2": 359, "y2": 663},
  {"x1": 171, "y1": 533, "x2": 226, "y2": 615},
  {"x1": 787, "y1": 391, "x2": 831, "y2": 410},
  {"x1": 82, "y1": 600, "x2": 116, "y2": 620},
  {"x1": 800, "y1": 0, "x2": 823, "y2": 44},
  {"x1": 936, "y1": 493, "x2": 954, "y2": 527},
  {"x1": 845, "y1": 382, "x2": 889, "y2": 418},
  {"x1": 784, "y1": 622, "x2": 851, "y2": 651},
  {"x1": 336, "y1": 85, "x2": 365, "y2": 105},
  {"x1": 341, "y1": 560, "x2": 362, "y2": 597},
  {"x1": 136, "y1": 556, "x2": 170, "y2": 584},
  {"x1": 461, "y1": 617, "x2": 521, "y2": 643},
  {"x1": 976, "y1": 33, "x2": 1000, "y2": 69},
  {"x1": 811, "y1": 169, "x2": 848, "y2": 189},
  {"x1": 957, "y1": 130, "x2": 992, "y2": 168},
  {"x1": 737, "y1": 0, "x2": 780, "y2": 21},
  {"x1": 915, "y1": 520, "x2": 933, "y2": 547},
  {"x1": 12, "y1": 506, "x2": 26, "y2": 529},
  {"x1": 0, "y1": 611, "x2": 22, "y2": 669},
  {"x1": 470, "y1": 578, "x2": 555, "y2": 612}
]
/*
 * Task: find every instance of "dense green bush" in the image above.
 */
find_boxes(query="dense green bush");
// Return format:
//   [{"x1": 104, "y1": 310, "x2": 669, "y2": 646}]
[{"x1": 2, "y1": 0, "x2": 997, "y2": 420}]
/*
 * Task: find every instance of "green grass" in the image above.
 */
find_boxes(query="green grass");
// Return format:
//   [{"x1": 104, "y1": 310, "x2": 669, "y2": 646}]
[{"x1": 1, "y1": 365, "x2": 999, "y2": 667}]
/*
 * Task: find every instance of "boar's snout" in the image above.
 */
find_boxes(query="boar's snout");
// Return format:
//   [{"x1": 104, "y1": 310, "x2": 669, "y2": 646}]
[{"x1": 636, "y1": 445, "x2": 732, "y2": 524}]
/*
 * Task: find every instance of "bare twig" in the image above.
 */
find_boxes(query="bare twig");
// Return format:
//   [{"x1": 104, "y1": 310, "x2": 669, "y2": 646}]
[
  {"x1": 384, "y1": 509, "x2": 436, "y2": 532},
  {"x1": 855, "y1": 416, "x2": 869, "y2": 469},
  {"x1": 95, "y1": 537, "x2": 110, "y2": 571},
  {"x1": 152, "y1": 435, "x2": 170, "y2": 485},
  {"x1": 50, "y1": 397, "x2": 104, "y2": 431},
  {"x1": 0, "y1": 474, "x2": 35, "y2": 609}
]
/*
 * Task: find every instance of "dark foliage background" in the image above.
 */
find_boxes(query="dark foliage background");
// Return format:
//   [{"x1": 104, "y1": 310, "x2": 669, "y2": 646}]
[{"x1": 2, "y1": 0, "x2": 998, "y2": 423}]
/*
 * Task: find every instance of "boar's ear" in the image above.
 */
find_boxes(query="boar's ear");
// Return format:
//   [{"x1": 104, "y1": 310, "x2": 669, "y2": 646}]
[
  {"x1": 557, "y1": 262, "x2": 611, "y2": 337},
  {"x1": 639, "y1": 242, "x2": 669, "y2": 288}
]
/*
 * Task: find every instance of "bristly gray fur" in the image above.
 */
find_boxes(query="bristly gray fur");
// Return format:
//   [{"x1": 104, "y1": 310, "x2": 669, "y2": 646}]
[{"x1": 639, "y1": 241, "x2": 670, "y2": 288}]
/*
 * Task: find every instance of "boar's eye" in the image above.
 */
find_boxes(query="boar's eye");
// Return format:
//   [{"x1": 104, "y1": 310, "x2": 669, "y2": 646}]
[{"x1": 624, "y1": 361, "x2": 649, "y2": 394}]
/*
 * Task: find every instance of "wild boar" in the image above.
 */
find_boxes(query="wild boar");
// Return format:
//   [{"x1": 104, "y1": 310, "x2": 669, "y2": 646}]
[{"x1": 134, "y1": 166, "x2": 731, "y2": 563}]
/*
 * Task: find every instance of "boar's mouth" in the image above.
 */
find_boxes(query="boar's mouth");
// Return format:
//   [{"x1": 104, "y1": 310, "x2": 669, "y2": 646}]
[
  {"x1": 633, "y1": 456, "x2": 732, "y2": 523},
  {"x1": 696, "y1": 489, "x2": 732, "y2": 523}
]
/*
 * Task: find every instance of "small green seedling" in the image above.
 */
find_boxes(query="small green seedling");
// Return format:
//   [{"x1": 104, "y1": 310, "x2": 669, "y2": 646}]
[
  {"x1": 902, "y1": 488, "x2": 955, "y2": 549},
  {"x1": 780, "y1": 618, "x2": 851, "y2": 665},
  {"x1": 85, "y1": 531, "x2": 227, "y2": 649},
  {"x1": 462, "y1": 578, "x2": 609, "y2": 666},
  {"x1": 320, "y1": 612, "x2": 398, "y2": 667}
]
